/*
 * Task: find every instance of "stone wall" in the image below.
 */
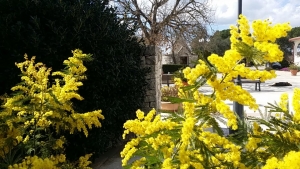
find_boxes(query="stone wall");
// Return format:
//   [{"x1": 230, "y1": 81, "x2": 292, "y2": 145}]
[{"x1": 141, "y1": 46, "x2": 162, "y2": 113}]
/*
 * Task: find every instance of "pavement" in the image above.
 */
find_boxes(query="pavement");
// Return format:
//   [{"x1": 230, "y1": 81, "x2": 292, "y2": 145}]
[
  {"x1": 92, "y1": 144, "x2": 124, "y2": 169},
  {"x1": 91, "y1": 69, "x2": 300, "y2": 169}
]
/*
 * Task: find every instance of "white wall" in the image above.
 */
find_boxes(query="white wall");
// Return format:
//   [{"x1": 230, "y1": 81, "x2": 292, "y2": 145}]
[
  {"x1": 162, "y1": 55, "x2": 173, "y2": 64},
  {"x1": 293, "y1": 41, "x2": 300, "y2": 65}
]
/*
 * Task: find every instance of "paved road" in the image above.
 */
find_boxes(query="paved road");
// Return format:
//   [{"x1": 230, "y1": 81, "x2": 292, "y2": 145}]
[
  {"x1": 92, "y1": 70, "x2": 300, "y2": 169},
  {"x1": 236, "y1": 70, "x2": 300, "y2": 117}
]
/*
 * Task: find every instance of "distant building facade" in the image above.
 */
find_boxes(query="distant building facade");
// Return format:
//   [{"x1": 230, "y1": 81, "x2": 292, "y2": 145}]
[
  {"x1": 162, "y1": 38, "x2": 198, "y2": 67},
  {"x1": 289, "y1": 36, "x2": 300, "y2": 64}
]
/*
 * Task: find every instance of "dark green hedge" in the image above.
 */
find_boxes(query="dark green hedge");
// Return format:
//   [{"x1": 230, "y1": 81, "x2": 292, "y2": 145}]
[
  {"x1": 162, "y1": 64, "x2": 187, "y2": 74},
  {"x1": 279, "y1": 59, "x2": 290, "y2": 68},
  {"x1": 0, "y1": 0, "x2": 148, "y2": 161}
]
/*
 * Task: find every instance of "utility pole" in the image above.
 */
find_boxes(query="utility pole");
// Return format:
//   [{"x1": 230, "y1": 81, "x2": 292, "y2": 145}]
[{"x1": 232, "y1": 0, "x2": 244, "y2": 130}]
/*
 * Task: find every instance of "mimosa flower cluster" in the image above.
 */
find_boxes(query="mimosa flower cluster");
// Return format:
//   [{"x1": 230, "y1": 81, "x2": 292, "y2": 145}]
[
  {"x1": 121, "y1": 15, "x2": 295, "y2": 168},
  {"x1": 242, "y1": 88, "x2": 300, "y2": 168},
  {"x1": 8, "y1": 154, "x2": 92, "y2": 169},
  {"x1": 0, "y1": 49, "x2": 104, "y2": 168}
]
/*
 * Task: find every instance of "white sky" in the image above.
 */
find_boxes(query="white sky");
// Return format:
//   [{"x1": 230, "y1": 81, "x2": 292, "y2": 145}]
[{"x1": 210, "y1": 0, "x2": 300, "y2": 32}]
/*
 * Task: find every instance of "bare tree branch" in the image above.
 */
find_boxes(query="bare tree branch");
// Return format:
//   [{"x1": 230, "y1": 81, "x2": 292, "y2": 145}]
[{"x1": 115, "y1": 0, "x2": 214, "y2": 46}]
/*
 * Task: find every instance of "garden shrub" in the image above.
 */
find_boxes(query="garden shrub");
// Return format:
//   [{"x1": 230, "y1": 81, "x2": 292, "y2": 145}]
[
  {"x1": 0, "y1": 49, "x2": 104, "y2": 168},
  {"x1": 121, "y1": 15, "x2": 294, "y2": 168},
  {"x1": 279, "y1": 59, "x2": 290, "y2": 68},
  {"x1": 0, "y1": 0, "x2": 148, "y2": 160}
]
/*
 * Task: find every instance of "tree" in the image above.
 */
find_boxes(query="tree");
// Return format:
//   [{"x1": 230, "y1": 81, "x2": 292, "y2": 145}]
[
  {"x1": 115, "y1": 0, "x2": 213, "y2": 46},
  {"x1": 277, "y1": 26, "x2": 300, "y2": 58},
  {"x1": 191, "y1": 29, "x2": 230, "y2": 59},
  {"x1": 166, "y1": 27, "x2": 179, "y2": 64},
  {"x1": 206, "y1": 29, "x2": 231, "y2": 56}
]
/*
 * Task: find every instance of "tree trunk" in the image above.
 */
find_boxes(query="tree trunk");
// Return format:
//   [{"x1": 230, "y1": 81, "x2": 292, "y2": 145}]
[{"x1": 171, "y1": 49, "x2": 177, "y2": 64}]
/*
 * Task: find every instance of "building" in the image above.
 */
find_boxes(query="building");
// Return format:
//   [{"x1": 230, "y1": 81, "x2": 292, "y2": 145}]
[
  {"x1": 289, "y1": 36, "x2": 300, "y2": 64},
  {"x1": 162, "y1": 38, "x2": 198, "y2": 67}
]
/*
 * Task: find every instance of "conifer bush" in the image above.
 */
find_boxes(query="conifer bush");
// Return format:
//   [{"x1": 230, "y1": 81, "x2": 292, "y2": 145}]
[
  {"x1": 0, "y1": 49, "x2": 104, "y2": 168},
  {"x1": 0, "y1": 0, "x2": 148, "y2": 160}
]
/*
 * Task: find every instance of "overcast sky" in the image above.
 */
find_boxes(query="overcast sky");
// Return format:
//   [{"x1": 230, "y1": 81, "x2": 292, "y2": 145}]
[{"x1": 210, "y1": 0, "x2": 300, "y2": 32}]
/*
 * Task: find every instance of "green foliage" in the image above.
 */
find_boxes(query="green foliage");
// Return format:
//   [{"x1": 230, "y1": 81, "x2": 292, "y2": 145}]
[
  {"x1": 219, "y1": 29, "x2": 231, "y2": 39},
  {"x1": 289, "y1": 63, "x2": 299, "y2": 70},
  {"x1": 235, "y1": 41, "x2": 265, "y2": 67},
  {"x1": 288, "y1": 63, "x2": 299, "y2": 70},
  {"x1": 206, "y1": 30, "x2": 231, "y2": 56},
  {"x1": 162, "y1": 64, "x2": 187, "y2": 74},
  {"x1": 276, "y1": 37, "x2": 293, "y2": 57},
  {"x1": 173, "y1": 70, "x2": 187, "y2": 82},
  {"x1": 279, "y1": 59, "x2": 290, "y2": 68},
  {"x1": 161, "y1": 86, "x2": 179, "y2": 102},
  {"x1": 289, "y1": 26, "x2": 300, "y2": 38},
  {"x1": 0, "y1": 0, "x2": 148, "y2": 161},
  {"x1": 276, "y1": 26, "x2": 300, "y2": 57},
  {"x1": 191, "y1": 29, "x2": 231, "y2": 56},
  {"x1": 244, "y1": 100, "x2": 300, "y2": 167}
]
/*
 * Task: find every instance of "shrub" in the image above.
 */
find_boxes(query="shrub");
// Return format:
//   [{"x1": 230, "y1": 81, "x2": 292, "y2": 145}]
[
  {"x1": 161, "y1": 86, "x2": 179, "y2": 102},
  {"x1": 0, "y1": 0, "x2": 148, "y2": 160},
  {"x1": 288, "y1": 63, "x2": 299, "y2": 70},
  {"x1": 0, "y1": 50, "x2": 103, "y2": 168},
  {"x1": 279, "y1": 59, "x2": 290, "y2": 68}
]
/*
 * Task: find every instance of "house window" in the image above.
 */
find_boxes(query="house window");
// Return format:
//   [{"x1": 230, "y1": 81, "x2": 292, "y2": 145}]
[{"x1": 180, "y1": 56, "x2": 188, "y2": 65}]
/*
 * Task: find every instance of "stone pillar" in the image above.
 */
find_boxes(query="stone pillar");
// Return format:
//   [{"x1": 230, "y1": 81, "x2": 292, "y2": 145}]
[{"x1": 141, "y1": 46, "x2": 162, "y2": 113}]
